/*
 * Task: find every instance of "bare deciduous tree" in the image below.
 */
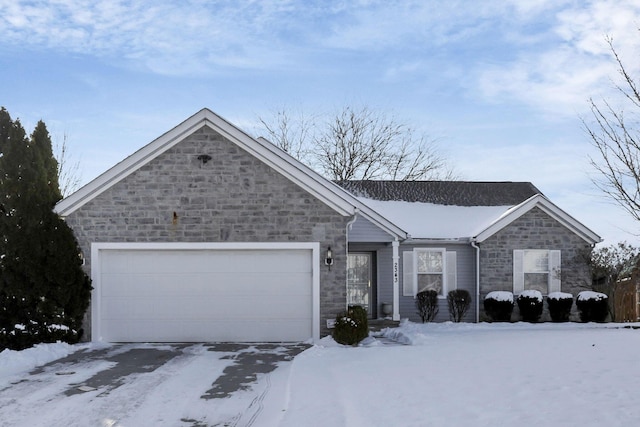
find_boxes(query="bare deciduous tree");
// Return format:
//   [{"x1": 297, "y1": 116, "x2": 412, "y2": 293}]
[
  {"x1": 258, "y1": 105, "x2": 455, "y2": 181},
  {"x1": 54, "y1": 133, "x2": 81, "y2": 197},
  {"x1": 258, "y1": 107, "x2": 315, "y2": 164},
  {"x1": 586, "y1": 36, "x2": 640, "y2": 222},
  {"x1": 590, "y1": 242, "x2": 639, "y2": 321}
]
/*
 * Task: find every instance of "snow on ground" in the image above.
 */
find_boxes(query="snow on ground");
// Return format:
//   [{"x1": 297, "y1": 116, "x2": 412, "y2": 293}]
[
  {"x1": 1, "y1": 322, "x2": 640, "y2": 427},
  {"x1": 272, "y1": 321, "x2": 640, "y2": 427},
  {"x1": 0, "y1": 341, "x2": 97, "y2": 382}
]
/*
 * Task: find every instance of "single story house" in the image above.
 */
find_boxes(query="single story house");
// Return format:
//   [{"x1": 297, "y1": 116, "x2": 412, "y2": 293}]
[{"x1": 55, "y1": 109, "x2": 601, "y2": 343}]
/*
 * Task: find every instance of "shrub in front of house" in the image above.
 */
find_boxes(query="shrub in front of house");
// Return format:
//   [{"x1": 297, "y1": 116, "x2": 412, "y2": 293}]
[
  {"x1": 416, "y1": 290, "x2": 439, "y2": 323},
  {"x1": 484, "y1": 291, "x2": 514, "y2": 322},
  {"x1": 333, "y1": 305, "x2": 369, "y2": 345},
  {"x1": 547, "y1": 292, "x2": 574, "y2": 322},
  {"x1": 576, "y1": 291, "x2": 609, "y2": 322},
  {"x1": 516, "y1": 290, "x2": 544, "y2": 322},
  {"x1": 447, "y1": 289, "x2": 471, "y2": 322}
]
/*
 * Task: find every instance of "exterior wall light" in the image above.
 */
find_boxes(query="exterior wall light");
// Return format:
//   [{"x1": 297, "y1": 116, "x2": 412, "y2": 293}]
[
  {"x1": 325, "y1": 246, "x2": 334, "y2": 270},
  {"x1": 197, "y1": 154, "x2": 212, "y2": 164}
]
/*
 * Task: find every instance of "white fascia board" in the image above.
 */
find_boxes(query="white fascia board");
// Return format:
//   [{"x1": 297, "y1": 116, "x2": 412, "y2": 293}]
[
  {"x1": 200, "y1": 113, "x2": 354, "y2": 217},
  {"x1": 54, "y1": 108, "x2": 407, "y2": 239},
  {"x1": 351, "y1": 200, "x2": 408, "y2": 239},
  {"x1": 474, "y1": 194, "x2": 602, "y2": 244},
  {"x1": 535, "y1": 201, "x2": 602, "y2": 244},
  {"x1": 203, "y1": 113, "x2": 407, "y2": 238},
  {"x1": 55, "y1": 110, "x2": 211, "y2": 216},
  {"x1": 402, "y1": 237, "x2": 471, "y2": 245}
]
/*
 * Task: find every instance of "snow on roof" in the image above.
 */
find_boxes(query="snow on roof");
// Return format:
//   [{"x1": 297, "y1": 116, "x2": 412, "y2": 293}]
[{"x1": 358, "y1": 197, "x2": 513, "y2": 239}]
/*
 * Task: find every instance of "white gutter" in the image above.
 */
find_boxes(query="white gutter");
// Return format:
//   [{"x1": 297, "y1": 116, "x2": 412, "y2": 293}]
[
  {"x1": 471, "y1": 239, "x2": 480, "y2": 323},
  {"x1": 403, "y1": 237, "x2": 468, "y2": 245}
]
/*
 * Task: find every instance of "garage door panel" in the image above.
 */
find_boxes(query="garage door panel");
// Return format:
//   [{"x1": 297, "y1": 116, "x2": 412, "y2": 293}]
[
  {"x1": 108, "y1": 250, "x2": 312, "y2": 274},
  {"x1": 102, "y1": 295, "x2": 311, "y2": 321},
  {"x1": 97, "y1": 247, "x2": 314, "y2": 342},
  {"x1": 102, "y1": 319, "x2": 311, "y2": 342},
  {"x1": 102, "y1": 273, "x2": 312, "y2": 297}
]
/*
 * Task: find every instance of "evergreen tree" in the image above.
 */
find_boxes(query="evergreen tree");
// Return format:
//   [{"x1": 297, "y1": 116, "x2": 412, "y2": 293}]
[{"x1": 0, "y1": 108, "x2": 90, "y2": 350}]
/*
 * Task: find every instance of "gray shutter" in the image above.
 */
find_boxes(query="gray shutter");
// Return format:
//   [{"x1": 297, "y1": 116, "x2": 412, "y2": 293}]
[
  {"x1": 403, "y1": 251, "x2": 414, "y2": 297},
  {"x1": 513, "y1": 250, "x2": 524, "y2": 295},
  {"x1": 446, "y1": 251, "x2": 457, "y2": 292},
  {"x1": 549, "y1": 250, "x2": 561, "y2": 294}
]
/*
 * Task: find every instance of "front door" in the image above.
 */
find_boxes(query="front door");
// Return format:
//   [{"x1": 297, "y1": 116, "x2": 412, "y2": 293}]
[{"x1": 347, "y1": 253, "x2": 375, "y2": 317}]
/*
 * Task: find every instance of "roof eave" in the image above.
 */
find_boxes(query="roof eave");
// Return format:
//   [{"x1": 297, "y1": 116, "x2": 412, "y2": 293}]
[
  {"x1": 55, "y1": 109, "x2": 211, "y2": 216},
  {"x1": 54, "y1": 108, "x2": 407, "y2": 240},
  {"x1": 473, "y1": 194, "x2": 602, "y2": 245}
]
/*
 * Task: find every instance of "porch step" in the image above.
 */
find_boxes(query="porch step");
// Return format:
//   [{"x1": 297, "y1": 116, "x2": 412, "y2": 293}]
[{"x1": 368, "y1": 318, "x2": 400, "y2": 332}]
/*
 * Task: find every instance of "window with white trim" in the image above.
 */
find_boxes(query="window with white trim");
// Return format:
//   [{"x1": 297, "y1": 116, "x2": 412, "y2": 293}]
[
  {"x1": 513, "y1": 249, "x2": 561, "y2": 295},
  {"x1": 416, "y1": 249, "x2": 445, "y2": 296},
  {"x1": 403, "y1": 248, "x2": 456, "y2": 297}
]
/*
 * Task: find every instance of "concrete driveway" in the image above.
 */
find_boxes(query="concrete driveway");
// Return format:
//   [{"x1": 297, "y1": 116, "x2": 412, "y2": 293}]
[{"x1": 0, "y1": 342, "x2": 310, "y2": 427}]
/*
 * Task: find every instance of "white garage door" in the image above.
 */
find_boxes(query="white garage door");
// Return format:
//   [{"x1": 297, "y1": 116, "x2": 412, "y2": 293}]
[{"x1": 93, "y1": 244, "x2": 317, "y2": 342}]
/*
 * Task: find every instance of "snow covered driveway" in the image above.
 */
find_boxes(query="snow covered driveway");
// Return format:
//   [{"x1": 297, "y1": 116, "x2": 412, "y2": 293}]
[{"x1": 0, "y1": 342, "x2": 309, "y2": 427}]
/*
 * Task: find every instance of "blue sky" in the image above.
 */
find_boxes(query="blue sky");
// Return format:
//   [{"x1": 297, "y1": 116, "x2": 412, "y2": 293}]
[{"x1": 2, "y1": 0, "x2": 640, "y2": 246}]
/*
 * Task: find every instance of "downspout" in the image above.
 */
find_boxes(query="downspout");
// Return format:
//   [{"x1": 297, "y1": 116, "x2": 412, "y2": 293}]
[
  {"x1": 471, "y1": 239, "x2": 480, "y2": 323},
  {"x1": 345, "y1": 209, "x2": 359, "y2": 309}
]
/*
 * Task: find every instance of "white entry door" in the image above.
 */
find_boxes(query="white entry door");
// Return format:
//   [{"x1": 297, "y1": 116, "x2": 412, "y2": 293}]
[{"x1": 93, "y1": 243, "x2": 318, "y2": 342}]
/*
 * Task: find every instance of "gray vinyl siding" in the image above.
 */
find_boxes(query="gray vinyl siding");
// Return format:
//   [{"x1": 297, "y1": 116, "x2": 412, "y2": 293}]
[
  {"x1": 347, "y1": 216, "x2": 397, "y2": 318},
  {"x1": 348, "y1": 216, "x2": 395, "y2": 243},
  {"x1": 348, "y1": 242, "x2": 393, "y2": 319},
  {"x1": 376, "y1": 244, "x2": 394, "y2": 316},
  {"x1": 399, "y1": 243, "x2": 478, "y2": 323}
]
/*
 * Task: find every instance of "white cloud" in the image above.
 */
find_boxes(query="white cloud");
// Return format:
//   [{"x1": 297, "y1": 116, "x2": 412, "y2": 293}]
[
  {"x1": 0, "y1": 0, "x2": 302, "y2": 74},
  {"x1": 2, "y1": 0, "x2": 639, "y2": 113},
  {"x1": 475, "y1": 0, "x2": 640, "y2": 116}
]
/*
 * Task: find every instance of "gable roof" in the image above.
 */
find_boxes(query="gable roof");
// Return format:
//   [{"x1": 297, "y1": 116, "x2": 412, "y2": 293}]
[
  {"x1": 339, "y1": 181, "x2": 601, "y2": 244},
  {"x1": 474, "y1": 194, "x2": 601, "y2": 244},
  {"x1": 336, "y1": 180, "x2": 541, "y2": 206},
  {"x1": 54, "y1": 109, "x2": 407, "y2": 239}
]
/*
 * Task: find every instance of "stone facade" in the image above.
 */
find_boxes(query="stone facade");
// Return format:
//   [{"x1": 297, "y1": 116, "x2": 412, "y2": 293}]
[
  {"x1": 64, "y1": 126, "x2": 350, "y2": 340},
  {"x1": 478, "y1": 207, "x2": 593, "y2": 321}
]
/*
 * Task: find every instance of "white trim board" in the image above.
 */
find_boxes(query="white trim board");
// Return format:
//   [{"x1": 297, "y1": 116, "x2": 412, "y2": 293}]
[
  {"x1": 55, "y1": 108, "x2": 406, "y2": 240},
  {"x1": 474, "y1": 194, "x2": 601, "y2": 244}
]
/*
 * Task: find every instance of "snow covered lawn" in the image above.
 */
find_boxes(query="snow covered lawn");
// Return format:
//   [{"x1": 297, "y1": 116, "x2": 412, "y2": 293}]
[
  {"x1": 1, "y1": 322, "x2": 639, "y2": 427},
  {"x1": 273, "y1": 322, "x2": 640, "y2": 427}
]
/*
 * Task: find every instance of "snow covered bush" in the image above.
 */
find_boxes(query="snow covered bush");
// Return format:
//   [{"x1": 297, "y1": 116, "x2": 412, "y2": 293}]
[
  {"x1": 516, "y1": 290, "x2": 543, "y2": 323},
  {"x1": 484, "y1": 291, "x2": 514, "y2": 322},
  {"x1": 333, "y1": 305, "x2": 369, "y2": 345},
  {"x1": 447, "y1": 289, "x2": 471, "y2": 322},
  {"x1": 576, "y1": 291, "x2": 609, "y2": 323},
  {"x1": 415, "y1": 290, "x2": 439, "y2": 323},
  {"x1": 547, "y1": 292, "x2": 573, "y2": 322}
]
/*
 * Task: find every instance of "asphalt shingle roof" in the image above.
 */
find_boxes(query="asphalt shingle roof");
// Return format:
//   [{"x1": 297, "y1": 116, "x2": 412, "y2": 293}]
[{"x1": 336, "y1": 180, "x2": 542, "y2": 206}]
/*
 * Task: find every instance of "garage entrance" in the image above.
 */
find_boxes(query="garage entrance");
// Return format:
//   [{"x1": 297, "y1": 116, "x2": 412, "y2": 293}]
[{"x1": 91, "y1": 243, "x2": 319, "y2": 342}]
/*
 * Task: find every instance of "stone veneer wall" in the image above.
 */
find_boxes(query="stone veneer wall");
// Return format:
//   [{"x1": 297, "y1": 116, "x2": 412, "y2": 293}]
[
  {"x1": 64, "y1": 126, "x2": 350, "y2": 340},
  {"x1": 478, "y1": 207, "x2": 593, "y2": 321}
]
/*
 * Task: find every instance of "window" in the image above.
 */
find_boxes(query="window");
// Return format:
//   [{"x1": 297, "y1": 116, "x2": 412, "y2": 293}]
[
  {"x1": 416, "y1": 249, "x2": 444, "y2": 296},
  {"x1": 513, "y1": 249, "x2": 561, "y2": 295},
  {"x1": 523, "y1": 250, "x2": 549, "y2": 293},
  {"x1": 402, "y1": 248, "x2": 456, "y2": 297}
]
